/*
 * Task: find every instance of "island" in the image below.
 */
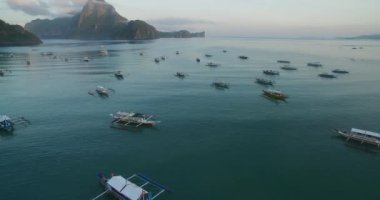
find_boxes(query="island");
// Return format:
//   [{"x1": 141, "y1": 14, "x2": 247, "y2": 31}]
[{"x1": 0, "y1": 19, "x2": 42, "y2": 46}]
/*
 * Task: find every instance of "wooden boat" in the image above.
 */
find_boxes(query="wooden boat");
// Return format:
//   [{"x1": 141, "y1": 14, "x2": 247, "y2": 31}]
[
  {"x1": 319, "y1": 73, "x2": 337, "y2": 78},
  {"x1": 256, "y1": 78, "x2": 274, "y2": 86},
  {"x1": 93, "y1": 172, "x2": 172, "y2": 200},
  {"x1": 277, "y1": 60, "x2": 291, "y2": 64},
  {"x1": 332, "y1": 69, "x2": 349, "y2": 74},
  {"x1": 174, "y1": 72, "x2": 186, "y2": 79},
  {"x1": 206, "y1": 62, "x2": 220, "y2": 67},
  {"x1": 307, "y1": 62, "x2": 322, "y2": 67},
  {"x1": 211, "y1": 81, "x2": 229, "y2": 89},
  {"x1": 262, "y1": 89, "x2": 288, "y2": 100},
  {"x1": 335, "y1": 128, "x2": 380, "y2": 148},
  {"x1": 114, "y1": 71, "x2": 124, "y2": 80},
  {"x1": 281, "y1": 66, "x2": 297, "y2": 70},
  {"x1": 263, "y1": 70, "x2": 279, "y2": 75},
  {"x1": 111, "y1": 112, "x2": 160, "y2": 128},
  {"x1": 238, "y1": 56, "x2": 248, "y2": 60}
]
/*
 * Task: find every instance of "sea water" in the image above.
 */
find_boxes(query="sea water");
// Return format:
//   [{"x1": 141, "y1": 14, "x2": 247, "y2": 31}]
[{"x1": 1, "y1": 38, "x2": 380, "y2": 200}]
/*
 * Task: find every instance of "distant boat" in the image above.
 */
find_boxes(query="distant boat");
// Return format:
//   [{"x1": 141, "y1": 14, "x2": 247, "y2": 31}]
[
  {"x1": 332, "y1": 69, "x2": 349, "y2": 74},
  {"x1": 0, "y1": 70, "x2": 4, "y2": 77},
  {"x1": 114, "y1": 71, "x2": 124, "y2": 80},
  {"x1": 139, "y1": 52, "x2": 144, "y2": 56},
  {"x1": 211, "y1": 81, "x2": 229, "y2": 89},
  {"x1": 307, "y1": 62, "x2": 322, "y2": 67},
  {"x1": 238, "y1": 56, "x2": 248, "y2": 60},
  {"x1": 281, "y1": 66, "x2": 297, "y2": 70},
  {"x1": 222, "y1": 50, "x2": 227, "y2": 53},
  {"x1": 319, "y1": 73, "x2": 337, "y2": 78},
  {"x1": 160, "y1": 56, "x2": 166, "y2": 61},
  {"x1": 26, "y1": 60, "x2": 31, "y2": 65},
  {"x1": 99, "y1": 46, "x2": 109, "y2": 56},
  {"x1": 277, "y1": 60, "x2": 291, "y2": 64},
  {"x1": 94, "y1": 172, "x2": 172, "y2": 200},
  {"x1": 263, "y1": 70, "x2": 279, "y2": 75},
  {"x1": 0, "y1": 115, "x2": 13, "y2": 132},
  {"x1": 83, "y1": 57, "x2": 90, "y2": 62},
  {"x1": 176, "y1": 51, "x2": 180, "y2": 55},
  {"x1": 256, "y1": 78, "x2": 274, "y2": 86},
  {"x1": 174, "y1": 72, "x2": 186, "y2": 79},
  {"x1": 263, "y1": 89, "x2": 288, "y2": 100},
  {"x1": 206, "y1": 62, "x2": 220, "y2": 67},
  {"x1": 154, "y1": 58, "x2": 160, "y2": 63},
  {"x1": 110, "y1": 111, "x2": 160, "y2": 128},
  {"x1": 64, "y1": 58, "x2": 69, "y2": 62},
  {"x1": 205, "y1": 54, "x2": 213, "y2": 58},
  {"x1": 96, "y1": 86, "x2": 109, "y2": 96},
  {"x1": 196, "y1": 58, "x2": 200, "y2": 62},
  {"x1": 335, "y1": 128, "x2": 380, "y2": 148}
]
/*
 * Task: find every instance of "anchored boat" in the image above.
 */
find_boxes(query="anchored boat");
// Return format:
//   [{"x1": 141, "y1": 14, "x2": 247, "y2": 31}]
[
  {"x1": 256, "y1": 78, "x2": 274, "y2": 86},
  {"x1": 115, "y1": 71, "x2": 124, "y2": 80},
  {"x1": 0, "y1": 115, "x2": 31, "y2": 132},
  {"x1": 319, "y1": 73, "x2": 337, "y2": 78},
  {"x1": 335, "y1": 128, "x2": 380, "y2": 148},
  {"x1": 174, "y1": 72, "x2": 186, "y2": 79},
  {"x1": 263, "y1": 89, "x2": 288, "y2": 100},
  {"x1": 93, "y1": 172, "x2": 172, "y2": 200},
  {"x1": 281, "y1": 66, "x2": 297, "y2": 70},
  {"x1": 206, "y1": 62, "x2": 220, "y2": 67},
  {"x1": 277, "y1": 60, "x2": 291, "y2": 64},
  {"x1": 111, "y1": 112, "x2": 160, "y2": 128},
  {"x1": 211, "y1": 81, "x2": 229, "y2": 89},
  {"x1": 238, "y1": 56, "x2": 248, "y2": 60},
  {"x1": 332, "y1": 69, "x2": 349, "y2": 74},
  {"x1": 307, "y1": 62, "x2": 322, "y2": 67},
  {"x1": 263, "y1": 70, "x2": 279, "y2": 75}
]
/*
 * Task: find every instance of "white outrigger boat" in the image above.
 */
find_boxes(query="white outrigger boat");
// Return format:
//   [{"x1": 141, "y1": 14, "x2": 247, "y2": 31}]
[
  {"x1": 336, "y1": 128, "x2": 380, "y2": 148},
  {"x1": 110, "y1": 112, "x2": 160, "y2": 128},
  {"x1": 0, "y1": 115, "x2": 31, "y2": 132},
  {"x1": 99, "y1": 46, "x2": 109, "y2": 56},
  {"x1": 93, "y1": 172, "x2": 172, "y2": 200}
]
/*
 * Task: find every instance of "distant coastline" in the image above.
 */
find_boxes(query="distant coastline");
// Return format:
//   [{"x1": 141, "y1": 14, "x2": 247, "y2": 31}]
[{"x1": 339, "y1": 34, "x2": 380, "y2": 40}]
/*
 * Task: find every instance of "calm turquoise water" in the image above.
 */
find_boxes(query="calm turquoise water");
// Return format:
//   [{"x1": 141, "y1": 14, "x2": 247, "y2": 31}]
[{"x1": 1, "y1": 38, "x2": 380, "y2": 200}]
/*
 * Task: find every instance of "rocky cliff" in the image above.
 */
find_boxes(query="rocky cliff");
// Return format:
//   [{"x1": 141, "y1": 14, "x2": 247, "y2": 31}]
[{"x1": 0, "y1": 19, "x2": 42, "y2": 46}]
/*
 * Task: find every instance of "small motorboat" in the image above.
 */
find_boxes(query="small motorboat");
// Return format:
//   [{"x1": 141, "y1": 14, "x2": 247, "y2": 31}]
[
  {"x1": 174, "y1": 72, "x2": 186, "y2": 79},
  {"x1": 110, "y1": 111, "x2": 160, "y2": 128},
  {"x1": 307, "y1": 62, "x2": 322, "y2": 67},
  {"x1": 262, "y1": 89, "x2": 288, "y2": 100},
  {"x1": 94, "y1": 172, "x2": 172, "y2": 200},
  {"x1": 319, "y1": 73, "x2": 337, "y2": 78},
  {"x1": 114, "y1": 71, "x2": 124, "y2": 80},
  {"x1": 211, "y1": 81, "x2": 229, "y2": 89},
  {"x1": 332, "y1": 69, "x2": 349, "y2": 74},
  {"x1": 83, "y1": 57, "x2": 90, "y2": 62},
  {"x1": 238, "y1": 56, "x2": 248, "y2": 60},
  {"x1": 205, "y1": 54, "x2": 213, "y2": 58},
  {"x1": 277, "y1": 60, "x2": 291, "y2": 64},
  {"x1": 281, "y1": 66, "x2": 297, "y2": 70},
  {"x1": 263, "y1": 70, "x2": 279, "y2": 75},
  {"x1": 256, "y1": 78, "x2": 274, "y2": 86},
  {"x1": 206, "y1": 62, "x2": 220, "y2": 67},
  {"x1": 95, "y1": 86, "x2": 109, "y2": 96},
  {"x1": 196, "y1": 58, "x2": 200, "y2": 62}
]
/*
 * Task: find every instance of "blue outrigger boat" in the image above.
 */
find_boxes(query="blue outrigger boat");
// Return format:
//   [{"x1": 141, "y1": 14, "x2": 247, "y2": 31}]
[{"x1": 93, "y1": 173, "x2": 172, "y2": 200}]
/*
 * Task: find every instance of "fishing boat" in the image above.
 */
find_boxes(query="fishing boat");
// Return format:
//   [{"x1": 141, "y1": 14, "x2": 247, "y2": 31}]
[
  {"x1": 332, "y1": 69, "x2": 349, "y2": 74},
  {"x1": 211, "y1": 81, "x2": 229, "y2": 89},
  {"x1": 196, "y1": 58, "x2": 200, "y2": 62},
  {"x1": 256, "y1": 78, "x2": 274, "y2": 86},
  {"x1": 281, "y1": 66, "x2": 297, "y2": 70},
  {"x1": 319, "y1": 73, "x2": 337, "y2": 78},
  {"x1": 277, "y1": 60, "x2": 291, "y2": 64},
  {"x1": 83, "y1": 57, "x2": 90, "y2": 62},
  {"x1": 99, "y1": 46, "x2": 109, "y2": 56},
  {"x1": 205, "y1": 54, "x2": 212, "y2": 58},
  {"x1": 110, "y1": 111, "x2": 159, "y2": 128},
  {"x1": 307, "y1": 62, "x2": 322, "y2": 67},
  {"x1": 238, "y1": 56, "x2": 248, "y2": 60},
  {"x1": 96, "y1": 86, "x2": 109, "y2": 96},
  {"x1": 93, "y1": 172, "x2": 172, "y2": 200},
  {"x1": 0, "y1": 115, "x2": 31, "y2": 132},
  {"x1": 206, "y1": 62, "x2": 220, "y2": 67},
  {"x1": 174, "y1": 72, "x2": 186, "y2": 79},
  {"x1": 335, "y1": 128, "x2": 380, "y2": 148},
  {"x1": 263, "y1": 70, "x2": 279, "y2": 75},
  {"x1": 154, "y1": 58, "x2": 160, "y2": 63},
  {"x1": 262, "y1": 89, "x2": 288, "y2": 100},
  {"x1": 114, "y1": 71, "x2": 124, "y2": 80}
]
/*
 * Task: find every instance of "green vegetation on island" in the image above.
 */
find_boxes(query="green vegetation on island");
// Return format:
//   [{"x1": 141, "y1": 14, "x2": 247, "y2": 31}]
[{"x1": 0, "y1": 19, "x2": 42, "y2": 46}]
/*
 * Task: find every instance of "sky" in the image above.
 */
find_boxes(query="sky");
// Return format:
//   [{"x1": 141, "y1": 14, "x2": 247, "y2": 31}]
[{"x1": 1, "y1": 0, "x2": 379, "y2": 38}]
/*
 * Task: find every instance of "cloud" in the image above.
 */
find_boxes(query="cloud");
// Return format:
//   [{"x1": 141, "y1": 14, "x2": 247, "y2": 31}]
[
  {"x1": 148, "y1": 17, "x2": 214, "y2": 26},
  {"x1": 6, "y1": 0, "x2": 87, "y2": 17}
]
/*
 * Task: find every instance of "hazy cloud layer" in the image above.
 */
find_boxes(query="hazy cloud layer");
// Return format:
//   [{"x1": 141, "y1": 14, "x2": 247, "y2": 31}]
[
  {"x1": 148, "y1": 17, "x2": 213, "y2": 31},
  {"x1": 6, "y1": 0, "x2": 87, "y2": 17}
]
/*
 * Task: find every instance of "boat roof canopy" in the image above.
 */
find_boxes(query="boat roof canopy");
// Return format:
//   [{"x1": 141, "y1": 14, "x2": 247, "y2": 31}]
[
  {"x1": 352, "y1": 128, "x2": 380, "y2": 138},
  {"x1": 0, "y1": 115, "x2": 11, "y2": 122},
  {"x1": 107, "y1": 176, "x2": 146, "y2": 200}
]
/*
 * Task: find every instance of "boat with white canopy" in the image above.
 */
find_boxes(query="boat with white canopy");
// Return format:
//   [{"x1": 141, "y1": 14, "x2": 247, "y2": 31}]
[{"x1": 336, "y1": 128, "x2": 380, "y2": 148}]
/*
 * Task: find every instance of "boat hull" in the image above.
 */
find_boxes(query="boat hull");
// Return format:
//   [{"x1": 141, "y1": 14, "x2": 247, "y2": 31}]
[{"x1": 336, "y1": 130, "x2": 380, "y2": 148}]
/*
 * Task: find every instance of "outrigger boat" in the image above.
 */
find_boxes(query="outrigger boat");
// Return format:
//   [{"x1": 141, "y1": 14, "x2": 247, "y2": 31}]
[
  {"x1": 319, "y1": 73, "x2": 337, "y2": 78},
  {"x1": 154, "y1": 58, "x2": 160, "y2": 63},
  {"x1": 115, "y1": 71, "x2": 124, "y2": 80},
  {"x1": 99, "y1": 46, "x2": 109, "y2": 56},
  {"x1": 206, "y1": 62, "x2": 220, "y2": 67},
  {"x1": 83, "y1": 57, "x2": 90, "y2": 62},
  {"x1": 93, "y1": 172, "x2": 172, "y2": 200},
  {"x1": 332, "y1": 69, "x2": 349, "y2": 74},
  {"x1": 0, "y1": 115, "x2": 31, "y2": 132},
  {"x1": 204, "y1": 54, "x2": 213, "y2": 58},
  {"x1": 262, "y1": 89, "x2": 288, "y2": 100},
  {"x1": 238, "y1": 56, "x2": 248, "y2": 60},
  {"x1": 335, "y1": 128, "x2": 380, "y2": 148},
  {"x1": 196, "y1": 58, "x2": 200, "y2": 62},
  {"x1": 211, "y1": 81, "x2": 229, "y2": 89},
  {"x1": 256, "y1": 78, "x2": 274, "y2": 86},
  {"x1": 174, "y1": 72, "x2": 186, "y2": 79},
  {"x1": 263, "y1": 70, "x2": 279, "y2": 75},
  {"x1": 281, "y1": 66, "x2": 297, "y2": 70},
  {"x1": 110, "y1": 111, "x2": 160, "y2": 128},
  {"x1": 0, "y1": 70, "x2": 4, "y2": 77},
  {"x1": 89, "y1": 86, "x2": 114, "y2": 97},
  {"x1": 307, "y1": 62, "x2": 322, "y2": 67},
  {"x1": 277, "y1": 60, "x2": 291, "y2": 64}
]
